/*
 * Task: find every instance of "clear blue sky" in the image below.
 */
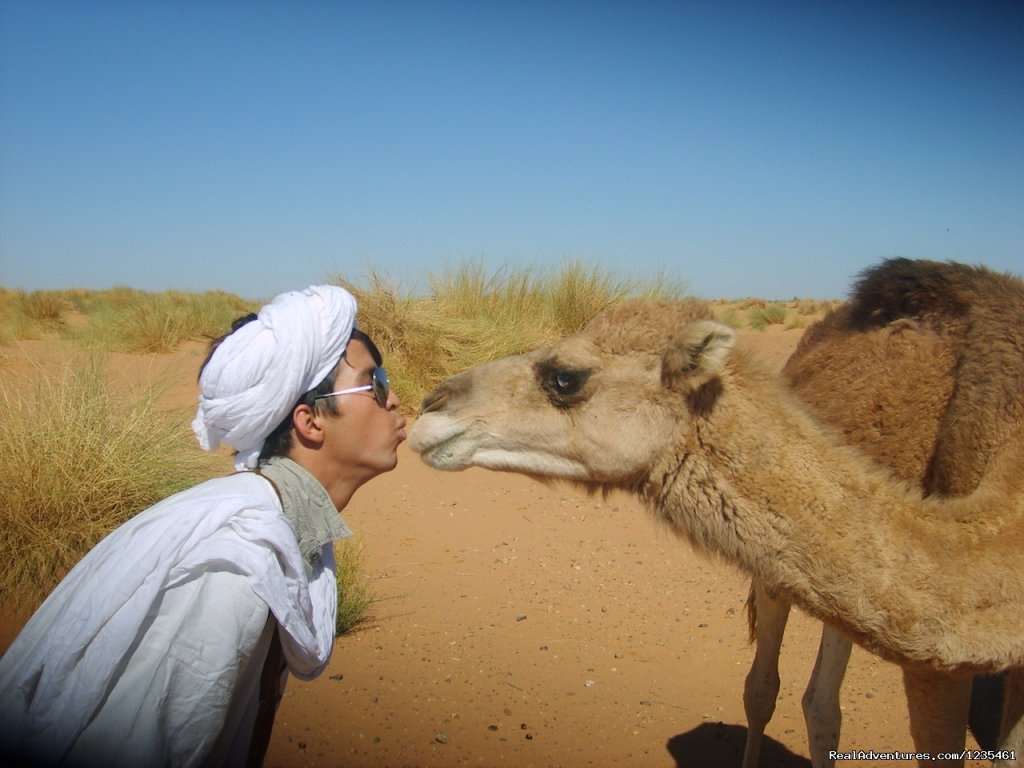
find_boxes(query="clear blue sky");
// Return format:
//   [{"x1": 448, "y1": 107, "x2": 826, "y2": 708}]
[{"x1": 1, "y1": 1, "x2": 1021, "y2": 301}]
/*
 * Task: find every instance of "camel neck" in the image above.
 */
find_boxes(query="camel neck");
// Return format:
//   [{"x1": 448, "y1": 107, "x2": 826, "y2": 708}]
[{"x1": 641, "y1": 362, "x2": 1024, "y2": 672}]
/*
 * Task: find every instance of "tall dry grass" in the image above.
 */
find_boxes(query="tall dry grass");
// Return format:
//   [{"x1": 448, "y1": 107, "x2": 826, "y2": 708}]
[
  {"x1": 0, "y1": 355, "x2": 220, "y2": 604},
  {"x1": 338, "y1": 259, "x2": 689, "y2": 409},
  {"x1": 333, "y1": 537, "x2": 378, "y2": 636},
  {"x1": 1, "y1": 262, "x2": 689, "y2": 371},
  {"x1": 747, "y1": 302, "x2": 789, "y2": 330},
  {"x1": 0, "y1": 288, "x2": 71, "y2": 343},
  {"x1": 0, "y1": 353, "x2": 379, "y2": 633},
  {"x1": 0, "y1": 287, "x2": 259, "y2": 353},
  {"x1": 72, "y1": 289, "x2": 260, "y2": 353}
]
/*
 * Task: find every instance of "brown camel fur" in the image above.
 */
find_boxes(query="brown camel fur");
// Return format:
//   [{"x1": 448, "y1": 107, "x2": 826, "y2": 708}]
[
  {"x1": 743, "y1": 258, "x2": 1024, "y2": 766},
  {"x1": 409, "y1": 259, "x2": 1024, "y2": 765},
  {"x1": 787, "y1": 258, "x2": 1024, "y2": 497}
]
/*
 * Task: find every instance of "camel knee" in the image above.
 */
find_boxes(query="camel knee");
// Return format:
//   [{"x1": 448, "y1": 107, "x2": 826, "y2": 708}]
[
  {"x1": 744, "y1": 585, "x2": 790, "y2": 730},
  {"x1": 744, "y1": 662, "x2": 781, "y2": 728},
  {"x1": 802, "y1": 680, "x2": 842, "y2": 734},
  {"x1": 802, "y1": 682, "x2": 842, "y2": 766}
]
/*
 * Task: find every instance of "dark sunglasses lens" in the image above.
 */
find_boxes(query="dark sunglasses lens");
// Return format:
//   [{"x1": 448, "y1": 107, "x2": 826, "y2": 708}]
[{"x1": 373, "y1": 368, "x2": 389, "y2": 406}]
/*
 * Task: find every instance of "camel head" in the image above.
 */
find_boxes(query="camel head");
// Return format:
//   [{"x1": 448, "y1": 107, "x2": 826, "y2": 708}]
[{"x1": 409, "y1": 299, "x2": 733, "y2": 490}]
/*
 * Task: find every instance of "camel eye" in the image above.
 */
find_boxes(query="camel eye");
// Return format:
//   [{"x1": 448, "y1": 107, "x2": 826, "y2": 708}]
[
  {"x1": 535, "y1": 361, "x2": 592, "y2": 407},
  {"x1": 550, "y1": 370, "x2": 581, "y2": 395}
]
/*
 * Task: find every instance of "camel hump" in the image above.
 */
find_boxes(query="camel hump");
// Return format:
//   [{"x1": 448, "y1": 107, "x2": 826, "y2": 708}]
[
  {"x1": 846, "y1": 257, "x2": 994, "y2": 329},
  {"x1": 787, "y1": 257, "x2": 1024, "y2": 497}
]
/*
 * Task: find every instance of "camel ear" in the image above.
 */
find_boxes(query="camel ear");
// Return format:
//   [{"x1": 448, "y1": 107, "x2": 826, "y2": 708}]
[{"x1": 663, "y1": 321, "x2": 736, "y2": 387}]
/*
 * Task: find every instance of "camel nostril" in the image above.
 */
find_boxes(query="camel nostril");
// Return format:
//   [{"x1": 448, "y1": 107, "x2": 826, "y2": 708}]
[
  {"x1": 419, "y1": 374, "x2": 473, "y2": 415},
  {"x1": 419, "y1": 387, "x2": 448, "y2": 415}
]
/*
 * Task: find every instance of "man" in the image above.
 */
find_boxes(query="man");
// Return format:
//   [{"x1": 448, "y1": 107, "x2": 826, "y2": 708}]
[{"x1": 0, "y1": 285, "x2": 406, "y2": 767}]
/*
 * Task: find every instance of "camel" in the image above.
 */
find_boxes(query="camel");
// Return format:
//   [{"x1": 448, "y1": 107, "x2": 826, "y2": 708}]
[
  {"x1": 744, "y1": 258, "x2": 1024, "y2": 766},
  {"x1": 408, "y1": 259, "x2": 1024, "y2": 766}
]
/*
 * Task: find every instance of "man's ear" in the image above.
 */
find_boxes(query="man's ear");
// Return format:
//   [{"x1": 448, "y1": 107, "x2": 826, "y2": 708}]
[
  {"x1": 291, "y1": 403, "x2": 326, "y2": 446},
  {"x1": 662, "y1": 320, "x2": 736, "y2": 389}
]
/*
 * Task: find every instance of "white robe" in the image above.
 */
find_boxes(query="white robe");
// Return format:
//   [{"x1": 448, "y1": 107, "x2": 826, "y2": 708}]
[{"x1": 0, "y1": 472, "x2": 337, "y2": 767}]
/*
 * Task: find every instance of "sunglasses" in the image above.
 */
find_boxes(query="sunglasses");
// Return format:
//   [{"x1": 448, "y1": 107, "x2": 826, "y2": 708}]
[{"x1": 315, "y1": 366, "x2": 390, "y2": 408}]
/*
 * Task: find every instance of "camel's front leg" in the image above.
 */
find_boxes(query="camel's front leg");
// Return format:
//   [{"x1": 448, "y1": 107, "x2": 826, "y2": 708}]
[
  {"x1": 995, "y1": 668, "x2": 1023, "y2": 767},
  {"x1": 742, "y1": 582, "x2": 790, "y2": 768},
  {"x1": 802, "y1": 624, "x2": 852, "y2": 768},
  {"x1": 902, "y1": 666, "x2": 972, "y2": 767}
]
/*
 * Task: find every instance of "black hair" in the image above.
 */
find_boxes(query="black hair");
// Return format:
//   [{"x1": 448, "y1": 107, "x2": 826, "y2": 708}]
[{"x1": 199, "y1": 316, "x2": 383, "y2": 465}]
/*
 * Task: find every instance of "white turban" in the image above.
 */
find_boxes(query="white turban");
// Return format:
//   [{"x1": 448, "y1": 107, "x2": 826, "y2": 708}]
[{"x1": 192, "y1": 284, "x2": 357, "y2": 470}]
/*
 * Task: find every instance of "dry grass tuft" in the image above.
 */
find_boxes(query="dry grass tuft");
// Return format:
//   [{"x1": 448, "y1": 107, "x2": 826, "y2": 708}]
[
  {"x1": 0, "y1": 289, "x2": 72, "y2": 342},
  {"x1": 715, "y1": 308, "x2": 744, "y2": 329},
  {"x1": 336, "y1": 271, "x2": 454, "y2": 411},
  {"x1": 0, "y1": 355, "x2": 220, "y2": 603},
  {"x1": 335, "y1": 259, "x2": 689, "y2": 409},
  {"x1": 792, "y1": 297, "x2": 843, "y2": 316},
  {"x1": 0, "y1": 351, "x2": 383, "y2": 626},
  {"x1": 72, "y1": 289, "x2": 259, "y2": 353},
  {"x1": 333, "y1": 537, "x2": 378, "y2": 636},
  {"x1": 747, "y1": 302, "x2": 789, "y2": 330},
  {"x1": 0, "y1": 286, "x2": 258, "y2": 352}
]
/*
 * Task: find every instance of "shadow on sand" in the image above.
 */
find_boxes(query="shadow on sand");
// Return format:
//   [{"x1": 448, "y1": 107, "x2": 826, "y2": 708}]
[
  {"x1": 666, "y1": 675, "x2": 1004, "y2": 768},
  {"x1": 667, "y1": 722, "x2": 812, "y2": 768}
]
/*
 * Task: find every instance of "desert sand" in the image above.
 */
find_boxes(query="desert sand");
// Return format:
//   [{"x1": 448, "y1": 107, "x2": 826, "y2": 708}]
[{"x1": 1, "y1": 328, "x2": 992, "y2": 767}]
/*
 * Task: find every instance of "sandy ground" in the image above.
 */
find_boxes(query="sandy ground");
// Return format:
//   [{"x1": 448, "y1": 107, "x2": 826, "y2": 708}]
[{"x1": 1, "y1": 328, "x2": 992, "y2": 767}]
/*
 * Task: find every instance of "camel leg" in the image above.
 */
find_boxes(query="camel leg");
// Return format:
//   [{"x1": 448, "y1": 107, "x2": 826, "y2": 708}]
[
  {"x1": 741, "y1": 583, "x2": 790, "y2": 768},
  {"x1": 995, "y1": 668, "x2": 1024, "y2": 767},
  {"x1": 902, "y1": 666, "x2": 971, "y2": 767},
  {"x1": 802, "y1": 624, "x2": 852, "y2": 768}
]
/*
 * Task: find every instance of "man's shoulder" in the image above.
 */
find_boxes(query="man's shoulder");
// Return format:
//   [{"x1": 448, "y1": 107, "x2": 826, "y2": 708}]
[
  {"x1": 179, "y1": 470, "x2": 281, "y2": 503},
  {"x1": 130, "y1": 472, "x2": 284, "y2": 533}
]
